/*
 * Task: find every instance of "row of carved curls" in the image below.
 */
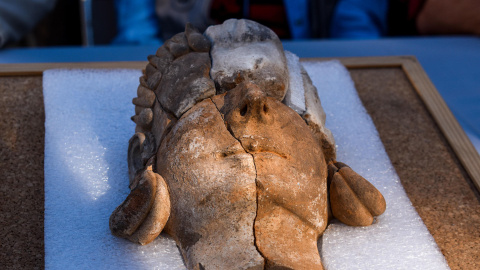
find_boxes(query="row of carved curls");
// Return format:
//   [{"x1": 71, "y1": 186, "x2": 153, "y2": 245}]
[{"x1": 131, "y1": 23, "x2": 211, "y2": 135}]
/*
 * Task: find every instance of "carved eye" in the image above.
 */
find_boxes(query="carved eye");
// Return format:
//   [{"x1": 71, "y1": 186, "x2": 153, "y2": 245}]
[
  {"x1": 263, "y1": 104, "x2": 268, "y2": 113},
  {"x1": 240, "y1": 104, "x2": 248, "y2": 116}
]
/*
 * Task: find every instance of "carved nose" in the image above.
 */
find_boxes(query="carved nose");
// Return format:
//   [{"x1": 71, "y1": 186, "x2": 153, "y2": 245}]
[{"x1": 239, "y1": 85, "x2": 269, "y2": 122}]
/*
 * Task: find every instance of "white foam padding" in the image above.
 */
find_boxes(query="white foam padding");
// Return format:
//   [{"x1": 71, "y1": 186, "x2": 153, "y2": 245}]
[
  {"x1": 284, "y1": 50, "x2": 306, "y2": 114},
  {"x1": 302, "y1": 60, "x2": 449, "y2": 270},
  {"x1": 43, "y1": 69, "x2": 185, "y2": 269},
  {"x1": 44, "y1": 65, "x2": 449, "y2": 269}
]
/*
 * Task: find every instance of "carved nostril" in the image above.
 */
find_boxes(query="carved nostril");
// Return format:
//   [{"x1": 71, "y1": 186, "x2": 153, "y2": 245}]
[
  {"x1": 263, "y1": 104, "x2": 268, "y2": 114},
  {"x1": 240, "y1": 104, "x2": 248, "y2": 116}
]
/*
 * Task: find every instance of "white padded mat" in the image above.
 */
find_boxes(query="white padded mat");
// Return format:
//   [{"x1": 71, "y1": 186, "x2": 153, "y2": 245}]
[{"x1": 43, "y1": 63, "x2": 449, "y2": 269}]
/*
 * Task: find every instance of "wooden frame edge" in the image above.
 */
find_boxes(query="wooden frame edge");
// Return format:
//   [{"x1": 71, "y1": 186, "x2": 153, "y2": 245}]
[
  {"x1": 0, "y1": 61, "x2": 147, "y2": 76},
  {"x1": 302, "y1": 56, "x2": 480, "y2": 192},
  {"x1": 2, "y1": 57, "x2": 479, "y2": 192},
  {"x1": 400, "y1": 57, "x2": 480, "y2": 193}
]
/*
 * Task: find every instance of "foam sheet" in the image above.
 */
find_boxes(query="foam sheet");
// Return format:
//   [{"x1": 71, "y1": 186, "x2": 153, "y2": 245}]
[
  {"x1": 302, "y1": 61, "x2": 449, "y2": 270},
  {"x1": 43, "y1": 63, "x2": 449, "y2": 269}
]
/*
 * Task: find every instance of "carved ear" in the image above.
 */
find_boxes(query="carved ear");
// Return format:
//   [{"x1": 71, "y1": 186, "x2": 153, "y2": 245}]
[
  {"x1": 111, "y1": 157, "x2": 171, "y2": 245},
  {"x1": 110, "y1": 167, "x2": 158, "y2": 238},
  {"x1": 128, "y1": 170, "x2": 171, "y2": 245},
  {"x1": 328, "y1": 162, "x2": 386, "y2": 226}
]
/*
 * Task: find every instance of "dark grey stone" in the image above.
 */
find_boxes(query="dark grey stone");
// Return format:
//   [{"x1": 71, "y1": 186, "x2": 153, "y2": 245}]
[
  {"x1": 155, "y1": 46, "x2": 174, "y2": 74},
  {"x1": 185, "y1": 23, "x2": 210, "y2": 52},
  {"x1": 156, "y1": 52, "x2": 216, "y2": 118},
  {"x1": 166, "y1": 33, "x2": 190, "y2": 58}
]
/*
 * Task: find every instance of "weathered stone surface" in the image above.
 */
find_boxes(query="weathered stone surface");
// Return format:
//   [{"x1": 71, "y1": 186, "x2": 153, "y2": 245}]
[
  {"x1": 140, "y1": 132, "x2": 156, "y2": 166},
  {"x1": 145, "y1": 56, "x2": 164, "y2": 90},
  {"x1": 131, "y1": 107, "x2": 153, "y2": 129},
  {"x1": 301, "y1": 65, "x2": 336, "y2": 162},
  {"x1": 205, "y1": 19, "x2": 289, "y2": 100},
  {"x1": 151, "y1": 99, "x2": 177, "y2": 149},
  {"x1": 147, "y1": 55, "x2": 159, "y2": 68},
  {"x1": 185, "y1": 23, "x2": 210, "y2": 52},
  {"x1": 132, "y1": 84, "x2": 156, "y2": 133},
  {"x1": 133, "y1": 85, "x2": 156, "y2": 108},
  {"x1": 212, "y1": 82, "x2": 328, "y2": 269},
  {"x1": 146, "y1": 71, "x2": 163, "y2": 90},
  {"x1": 139, "y1": 75, "x2": 148, "y2": 88},
  {"x1": 127, "y1": 132, "x2": 146, "y2": 185},
  {"x1": 128, "y1": 160, "x2": 171, "y2": 245},
  {"x1": 328, "y1": 162, "x2": 386, "y2": 226},
  {"x1": 283, "y1": 51, "x2": 306, "y2": 114},
  {"x1": 145, "y1": 63, "x2": 156, "y2": 79},
  {"x1": 156, "y1": 52, "x2": 216, "y2": 118},
  {"x1": 255, "y1": 201, "x2": 325, "y2": 270},
  {"x1": 135, "y1": 105, "x2": 143, "y2": 115},
  {"x1": 166, "y1": 33, "x2": 190, "y2": 58},
  {"x1": 109, "y1": 168, "x2": 157, "y2": 238},
  {"x1": 110, "y1": 19, "x2": 387, "y2": 269},
  {"x1": 127, "y1": 132, "x2": 156, "y2": 185},
  {"x1": 157, "y1": 98, "x2": 264, "y2": 269},
  {"x1": 154, "y1": 46, "x2": 174, "y2": 74},
  {"x1": 134, "y1": 124, "x2": 148, "y2": 134}
]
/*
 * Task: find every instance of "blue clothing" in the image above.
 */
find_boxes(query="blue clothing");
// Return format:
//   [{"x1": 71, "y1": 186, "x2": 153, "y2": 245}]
[
  {"x1": 284, "y1": 0, "x2": 310, "y2": 39},
  {"x1": 113, "y1": 0, "x2": 388, "y2": 44},
  {"x1": 113, "y1": 0, "x2": 161, "y2": 45},
  {"x1": 330, "y1": 0, "x2": 388, "y2": 38},
  {"x1": 114, "y1": 0, "x2": 312, "y2": 43}
]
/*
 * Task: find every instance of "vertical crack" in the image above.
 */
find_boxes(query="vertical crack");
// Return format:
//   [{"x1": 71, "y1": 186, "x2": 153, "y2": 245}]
[
  {"x1": 208, "y1": 98, "x2": 265, "y2": 267},
  {"x1": 250, "y1": 150, "x2": 262, "y2": 264}
]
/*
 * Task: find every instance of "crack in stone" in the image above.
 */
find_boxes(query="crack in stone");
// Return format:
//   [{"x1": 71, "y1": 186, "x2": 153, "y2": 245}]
[
  {"x1": 209, "y1": 97, "x2": 266, "y2": 268},
  {"x1": 148, "y1": 95, "x2": 178, "y2": 164},
  {"x1": 136, "y1": 73, "x2": 180, "y2": 162}
]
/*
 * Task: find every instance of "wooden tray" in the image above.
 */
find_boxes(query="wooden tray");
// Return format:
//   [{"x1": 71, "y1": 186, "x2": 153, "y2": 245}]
[{"x1": 1, "y1": 56, "x2": 479, "y2": 269}]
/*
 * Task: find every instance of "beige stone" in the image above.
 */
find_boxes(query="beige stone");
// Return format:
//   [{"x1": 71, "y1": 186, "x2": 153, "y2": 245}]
[
  {"x1": 110, "y1": 166, "x2": 157, "y2": 238},
  {"x1": 328, "y1": 162, "x2": 386, "y2": 226},
  {"x1": 157, "y1": 98, "x2": 264, "y2": 269},
  {"x1": 128, "y1": 158, "x2": 171, "y2": 245},
  {"x1": 213, "y1": 82, "x2": 327, "y2": 269}
]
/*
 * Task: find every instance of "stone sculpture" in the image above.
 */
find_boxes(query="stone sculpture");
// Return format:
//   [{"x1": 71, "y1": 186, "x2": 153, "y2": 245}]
[{"x1": 110, "y1": 19, "x2": 386, "y2": 270}]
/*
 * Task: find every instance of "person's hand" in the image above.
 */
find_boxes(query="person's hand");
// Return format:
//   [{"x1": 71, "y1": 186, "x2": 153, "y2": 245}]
[{"x1": 416, "y1": 0, "x2": 480, "y2": 35}]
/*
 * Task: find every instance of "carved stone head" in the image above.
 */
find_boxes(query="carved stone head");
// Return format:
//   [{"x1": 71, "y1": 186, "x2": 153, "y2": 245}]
[{"x1": 110, "y1": 19, "x2": 386, "y2": 270}]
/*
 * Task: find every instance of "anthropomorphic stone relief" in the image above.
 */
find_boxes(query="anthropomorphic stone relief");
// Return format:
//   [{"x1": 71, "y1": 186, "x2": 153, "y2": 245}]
[{"x1": 109, "y1": 19, "x2": 386, "y2": 270}]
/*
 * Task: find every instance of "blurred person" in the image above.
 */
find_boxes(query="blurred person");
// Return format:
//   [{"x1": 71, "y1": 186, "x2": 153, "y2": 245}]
[
  {"x1": 329, "y1": 0, "x2": 389, "y2": 38},
  {"x1": 334, "y1": 0, "x2": 480, "y2": 38},
  {"x1": 0, "y1": 0, "x2": 57, "y2": 48},
  {"x1": 113, "y1": 0, "x2": 339, "y2": 44},
  {"x1": 415, "y1": 0, "x2": 480, "y2": 35},
  {"x1": 114, "y1": 0, "x2": 480, "y2": 45},
  {"x1": 154, "y1": 0, "x2": 312, "y2": 39},
  {"x1": 113, "y1": 0, "x2": 161, "y2": 44}
]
